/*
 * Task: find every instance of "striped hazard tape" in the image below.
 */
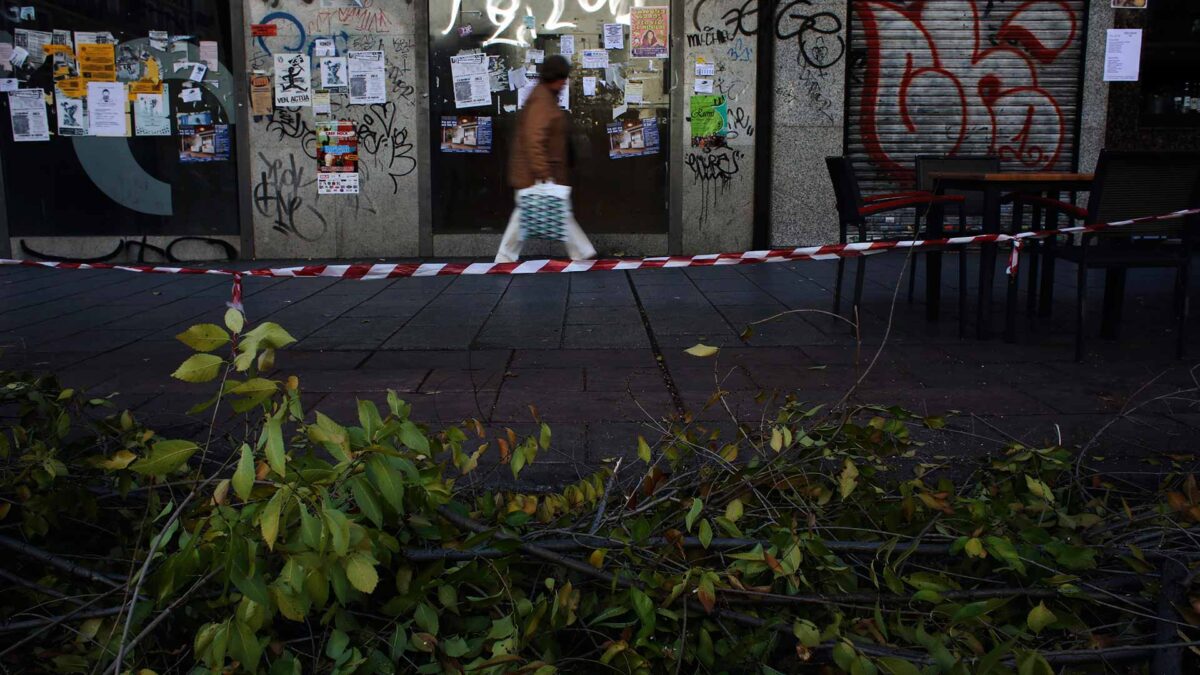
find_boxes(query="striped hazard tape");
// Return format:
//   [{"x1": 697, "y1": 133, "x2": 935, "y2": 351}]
[{"x1": 3, "y1": 207, "x2": 1198, "y2": 313}]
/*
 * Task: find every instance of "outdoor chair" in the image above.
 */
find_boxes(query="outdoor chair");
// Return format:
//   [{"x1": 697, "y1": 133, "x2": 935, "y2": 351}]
[
  {"x1": 1011, "y1": 150, "x2": 1200, "y2": 360},
  {"x1": 825, "y1": 156, "x2": 966, "y2": 327},
  {"x1": 914, "y1": 155, "x2": 1001, "y2": 337}
]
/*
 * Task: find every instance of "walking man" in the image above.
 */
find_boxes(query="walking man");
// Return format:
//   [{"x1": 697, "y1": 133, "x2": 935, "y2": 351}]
[{"x1": 495, "y1": 55, "x2": 596, "y2": 263}]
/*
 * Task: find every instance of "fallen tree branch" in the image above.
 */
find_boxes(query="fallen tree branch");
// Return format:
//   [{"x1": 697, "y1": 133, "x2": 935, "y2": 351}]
[{"x1": 0, "y1": 534, "x2": 125, "y2": 588}]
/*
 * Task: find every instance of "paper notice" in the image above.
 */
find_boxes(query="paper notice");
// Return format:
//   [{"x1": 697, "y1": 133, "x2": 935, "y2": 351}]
[
  {"x1": 527, "y1": 49, "x2": 544, "y2": 64},
  {"x1": 603, "y1": 23, "x2": 623, "y2": 49},
  {"x1": 625, "y1": 81, "x2": 643, "y2": 104},
  {"x1": 696, "y1": 61, "x2": 715, "y2": 77},
  {"x1": 630, "y1": 7, "x2": 669, "y2": 58},
  {"x1": 558, "y1": 83, "x2": 569, "y2": 110},
  {"x1": 313, "y1": 90, "x2": 331, "y2": 114},
  {"x1": 14, "y1": 29, "x2": 51, "y2": 68},
  {"x1": 55, "y1": 93, "x2": 87, "y2": 135},
  {"x1": 274, "y1": 53, "x2": 312, "y2": 106},
  {"x1": 450, "y1": 53, "x2": 490, "y2": 109},
  {"x1": 1104, "y1": 28, "x2": 1142, "y2": 82},
  {"x1": 560, "y1": 35, "x2": 575, "y2": 57},
  {"x1": 318, "y1": 173, "x2": 359, "y2": 194},
  {"x1": 78, "y1": 43, "x2": 116, "y2": 81},
  {"x1": 0, "y1": 44, "x2": 11, "y2": 71},
  {"x1": 612, "y1": 102, "x2": 627, "y2": 120},
  {"x1": 87, "y1": 81, "x2": 126, "y2": 136},
  {"x1": 134, "y1": 92, "x2": 170, "y2": 135},
  {"x1": 583, "y1": 76, "x2": 596, "y2": 96},
  {"x1": 508, "y1": 67, "x2": 528, "y2": 90},
  {"x1": 582, "y1": 49, "x2": 608, "y2": 69},
  {"x1": 250, "y1": 74, "x2": 273, "y2": 116},
  {"x1": 9, "y1": 46, "x2": 28, "y2": 68},
  {"x1": 314, "y1": 38, "x2": 336, "y2": 57},
  {"x1": 321, "y1": 56, "x2": 347, "y2": 88},
  {"x1": 179, "y1": 85, "x2": 202, "y2": 102},
  {"x1": 694, "y1": 78, "x2": 713, "y2": 93},
  {"x1": 8, "y1": 88, "x2": 48, "y2": 141},
  {"x1": 149, "y1": 30, "x2": 168, "y2": 51},
  {"x1": 188, "y1": 62, "x2": 207, "y2": 82},
  {"x1": 0, "y1": 78, "x2": 17, "y2": 91},
  {"x1": 347, "y1": 50, "x2": 386, "y2": 104},
  {"x1": 74, "y1": 31, "x2": 115, "y2": 46},
  {"x1": 199, "y1": 40, "x2": 218, "y2": 72}
]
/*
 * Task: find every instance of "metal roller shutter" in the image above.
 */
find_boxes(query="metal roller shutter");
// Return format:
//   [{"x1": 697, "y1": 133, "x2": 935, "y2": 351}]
[{"x1": 846, "y1": 0, "x2": 1087, "y2": 237}]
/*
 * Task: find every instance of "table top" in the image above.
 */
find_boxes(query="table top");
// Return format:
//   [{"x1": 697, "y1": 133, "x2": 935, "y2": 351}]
[{"x1": 928, "y1": 171, "x2": 1094, "y2": 183}]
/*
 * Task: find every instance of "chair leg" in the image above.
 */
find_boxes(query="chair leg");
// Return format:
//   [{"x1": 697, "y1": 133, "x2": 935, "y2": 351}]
[
  {"x1": 1100, "y1": 268, "x2": 1127, "y2": 340},
  {"x1": 959, "y1": 248, "x2": 969, "y2": 339},
  {"x1": 1075, "y1": 262, "x2": 1088, "y2": 362},
  {"x1": 833, "y1": 257, "x2": 846, "y2": 319},
  {"x1": 1039, "y1": 235, "x2": 1057, "y2": 317},
  {"x1": 853, "y1": 256, "x2": 867, "y2": 334},
  {"x1": 907, "y1": 250, "x2": 917, "y2": 304},
  {"x1": 1026, "y1": 241, "x2": 1041, "y2": 318}
]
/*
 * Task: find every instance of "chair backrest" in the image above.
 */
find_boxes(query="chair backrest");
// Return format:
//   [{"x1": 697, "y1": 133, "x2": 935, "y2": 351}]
[
  {"x1": 915, "y1": 155, "x2": 1000, "y2": 218},
  {"x1": 825, "y1": 156, "x2": 865, "y2": 224},
  {"x1": 1089, "y1": 150, "x2": 1200, "y2": 237}
]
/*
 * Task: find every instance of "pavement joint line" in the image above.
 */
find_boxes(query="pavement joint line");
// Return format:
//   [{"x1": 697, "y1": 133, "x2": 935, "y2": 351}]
[{"x1": 625, "y1": 270, "x2": 685, "y2": 417}]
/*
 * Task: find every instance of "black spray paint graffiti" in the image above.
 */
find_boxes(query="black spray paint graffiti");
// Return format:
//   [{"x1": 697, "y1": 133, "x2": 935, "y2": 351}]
[
  {"x1": 686, "y1": 149, "x2": 744, "y2": 227},
  {"x1": 689, "y1": 0, "x2": 845, "y2": 71},
  {"x1": 352, "y1": 101, "x2": 416, "y2": 194},
  {"x1": 253, "y1": 152, "x2": 329, "y2": 242},
  {"x1": 265, "y1": 109, "x2": 318, "y2": 160}
]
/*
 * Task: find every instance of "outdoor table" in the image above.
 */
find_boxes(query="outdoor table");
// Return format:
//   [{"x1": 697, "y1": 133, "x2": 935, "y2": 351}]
[{"x1": 927, "y1": 172, "x2": 1094, "y2": 341}]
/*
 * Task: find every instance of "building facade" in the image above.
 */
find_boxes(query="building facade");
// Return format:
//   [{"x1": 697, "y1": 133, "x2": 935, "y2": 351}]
[{"x1": 0, "y1": 0, "x2": 1193, "y2": 262}]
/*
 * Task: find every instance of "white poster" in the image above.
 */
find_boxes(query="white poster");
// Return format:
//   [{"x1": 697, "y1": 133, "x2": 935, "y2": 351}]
[
  {"x1": 55, "y1": 94, "x2": 87, "y2": 135},
  {"x1": 603, "y1": 23, "x2": 623, "y2": 49},
  {"x1": 695, "y1": 61, "x2": 715, "y2": 77},
  {"x1": 694, "y1": 78, "x2": 713, "y2": 93},
  {"x1": 14, "y1": 28, "x2": 50, "y2": 68},
  {"x1": 625, "y1": 81, "x2": 643, "y2": 103},
  {"x1": 134, "y1": 92, "x2": 171, "y2": 136},
  {"x1": 0, "y1": 44, "x2": 11, "y2": 71},
  {"x1": 74, "y1": 31, "x2": 115, "y2": 46},
  {"x1": 314, "y1": 38, "x2": 336, "y2": 57},
  {"x1": 450, "y1": 53, "x2": 490, "y2": 109},
  {"x1": 149, "y1": 30, "x2": 168, "y2": 51},
  {"x1": 318, "y1": 173, "x2": 359, "y2": 194},
  {"x1": 527, "y1": 49, "x2": 544, "y2": 64},
  {"x1": 508, "y1": 67, "x2": 528, "y2": 90},
  {"x1": 347, "y1": 50, "x2": 386, "y2": 104},
  {"x1": 321, "y1": 56, "x2": 347, "y2": 88},
  {"x1": 583, "y1": 76, "x2": 596, "y2": 96},
  {"x1": 560, "y1": 35, "x2": 575, "y2": 57},
  {"x1": 9, "y1": 88, "x2": 48, "y2": 141},
  {"x1": 1104, "y1": 28, "x2": 1142, "y2": 82},
  {"x1": 582, "y1": 49, "x2": 608, "y2": 69},
  {"x1": 517, "y1": 83, "x2": 569, "y2": 111},
  {"x1": 0, "y1": 78, "x2": 17, "y2": 91},
  {"x1": 199, "y1": 40, "x2": 218, "y2": 72},
  {"x1": 87, "y1": 81, "x2": 126, "y2": 136},
  {"x1": 274, "y1": 53, "x2": 311, "y2": 107}
]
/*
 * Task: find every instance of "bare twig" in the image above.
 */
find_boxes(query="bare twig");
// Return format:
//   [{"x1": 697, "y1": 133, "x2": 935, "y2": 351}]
[{"x1": 0, "y1": 535, "x2": 125, "y2": 588}]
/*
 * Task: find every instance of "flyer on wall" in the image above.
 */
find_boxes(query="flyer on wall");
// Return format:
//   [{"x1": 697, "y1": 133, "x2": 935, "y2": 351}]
[
  {"x1": 607, "y1": 117, "x2": 660, "y2": 159},
  {"x1": 54, "y1": 92, "x2": 87, "y2": 136},
  {"x1": 440, "y1": 115, "x2": 492, "y2": 154},
  {"x1": 9, "y1": 88, "x2": 49, "y2": 141},
  {"x1": 630, "y1": 7, "x2": 669, "y2": 58},
  {"x1": 87, "y1": 81, "x2": 127, "y2": 136},
  {"x1": 347, "y1": 50, "x2": 385, "y2": 104},
  {"x1": 134, "y1": 92, "x2": 171, "y2": 136},
  {"x1": 450, "y1": 53, "x2": 490, "y2": 109},
  {"x1": 316, "y1": 120, "x2": 360, "y2": 194},
  {"x1": 179, "y1": 123, "x2": 230, "y2": 162},
  {"x1": 320, "y1": 56, "x2": 347, "y2": 89},
  {"x1": 273, "y1": 53, "x2": 311, "y2": 106}
]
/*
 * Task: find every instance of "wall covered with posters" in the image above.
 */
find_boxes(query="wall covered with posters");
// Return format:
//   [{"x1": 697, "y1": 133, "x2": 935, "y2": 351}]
[{"x1": 245, "y1": 0, "x2": 420, "y2": 259}]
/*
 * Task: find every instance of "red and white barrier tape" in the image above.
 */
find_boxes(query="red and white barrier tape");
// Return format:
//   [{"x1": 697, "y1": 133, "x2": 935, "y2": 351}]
[{"x1": 3, "y1": 207, "x2": 1197, "y2": 311}]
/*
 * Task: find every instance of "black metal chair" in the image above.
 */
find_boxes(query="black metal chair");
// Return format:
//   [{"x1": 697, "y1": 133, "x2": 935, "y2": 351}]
[
  {"x1": 1012, "y1": 150, "x2": 1200, "y2": 360},
  {"x1": 914, "y1": 156, "x2": 1001, "y2": 336},
  {"x1": 826, "y1": 157, "x2": 966, "y2": 326}
]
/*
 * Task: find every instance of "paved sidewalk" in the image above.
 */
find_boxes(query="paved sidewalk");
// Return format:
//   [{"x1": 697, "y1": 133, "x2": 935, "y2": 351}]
[{"x1": 2, "y1": 253, "x2": 1198, "y2": 485}]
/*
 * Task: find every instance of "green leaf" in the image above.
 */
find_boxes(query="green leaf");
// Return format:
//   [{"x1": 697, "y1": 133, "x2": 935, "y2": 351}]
[
  {"x1": 438, "y1": 584, "x2": 459, "y2": 613},
  {"x1": 232, "y1": 444, "x2": 255, "y2": 501},
  {"x1": 260, "y1": 489, "x2": 285, "y2": 550},
  {"x1": 725, "y1": 498, "x2": 743, "y2": 522},
  {"x1": 398, "y1": 420, "x2": 430, "y2": 454},
  {"x1": 264, "y1": 413, "x2": 286, "y2": 477},
  {"x1": 131, "y1": 440, "x2": 199, "y2": 476},
  {"x1": 442, "y1": 636, "x2": 469, "y2": 658},
  {"x1": 1025, "y1": 475, "x2": 1055, "y2": 503},
  {"x1": 230, "y1": 619, "x2": 263, "y2": 672},
  {"x1": 1026, "y1": 602, "x2": 1056, "y2": 634},
  {"x1": 224, "y1": 308, "x2": 244, "y2": 334},
  {"x1": 172, "y1": 353, "x2": 224, "y2": 383},
  {"x1": 176, "y1": 323, "x2": 231, "y2": 352},
  {"x1": 876, "y1": 657, "x2": 921, "y2": 675},
  {"x1": 414, "y1": 602, "x2": 439, "y2": 636},
  {"x1": 345, "y1": 554, "x2": 379, "y2": 594},
  {"x1": 630, "y1": 588, "x2": 655, "y2": 640},
  {"x1": 539, "y1": 423, "x2": 552, "y2": 450},
  {"x1": 1016, "y1": 651, "x2": 1053, "y2": 675},
  {"x1": 231, "y1": 378, "x2": 277, "y2": 405},
  {"x1": 698, "y1": 519, "x2": 713, "y2": 549},
  {"x1": 326, "y1": 630, "x2": 349, "y2": 660},
  {"x1": 350, "y1": 475, "x2": 384, "y2": 528},
  {"x1": 322, "y1": 505, "x2": 350, "y2": 556},
  {"x1": 984, "y1": 536, "x2": 1027, "y2": 575},
  {"x1": 839, "y1": 459, "x2": 859, "y2": 500},
  {"x1": 685, "y1": 498, "x2": 703, "y2": 532},
  {"x1": 952, "y1": 600, "x2": 992, "y2": 623},
  {"x1": 358, "y1": 399, "x2": 383, "y2": 439},
  {"x1": 244, "y1": 322, "x2": 296, "y2": 349},
  {"x1": 684, "y1": 343, "x2": 719, "y2": 357},
  {"x1": 637, "y1": 436, "x2": 651, "y2": 462},
  {"x1": 367, "y1": 456, "x2": 405, "y2": 514},
  {"x1": 832, "y1": 642, "x2": 856, "y2": 671},
  {"x1": 1045, "y1": 541, "x2": 1097, "y2": 571},
  {"x1": 793, "y1": 620, "x2": 820, "y2": 647}
]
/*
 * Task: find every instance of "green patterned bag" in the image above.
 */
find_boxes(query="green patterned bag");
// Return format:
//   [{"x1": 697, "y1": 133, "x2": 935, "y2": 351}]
[{"x1": 517, "y1": 182, "x2": 572, "y2": 242}]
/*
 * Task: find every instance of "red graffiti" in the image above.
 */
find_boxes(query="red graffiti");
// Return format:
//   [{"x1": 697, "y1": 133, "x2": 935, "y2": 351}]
[{"x1": 856, "y1": 0, "x2": 1077, "y2": 182}]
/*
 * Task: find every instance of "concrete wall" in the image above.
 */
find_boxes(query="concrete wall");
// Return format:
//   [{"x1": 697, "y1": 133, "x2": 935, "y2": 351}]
[
  {"x1": 1079, "y1": 0, "x2": 1112, "y2": 176},
  {"x1": 680, "y1": 0, "x2": 757, "y2": 254},
  {"x1": 245, "y1": 0, "x2": 421, "y2": 259}
]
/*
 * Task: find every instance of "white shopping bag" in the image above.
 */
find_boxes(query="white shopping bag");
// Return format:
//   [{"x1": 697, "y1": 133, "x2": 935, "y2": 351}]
[{"x1": 516, "y1": 181, "x2": 572, "y2": 242}]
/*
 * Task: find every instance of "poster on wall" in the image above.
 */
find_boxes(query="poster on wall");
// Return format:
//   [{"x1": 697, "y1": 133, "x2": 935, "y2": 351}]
[
  {"x1": 14, "y1": 29, "x2": 50, "y2": 68},
  {"x1": 250, "y1": 74, "x2": 273, "y2": 115},
  {"x1": 8, "y1": 89, "x2": 49, "y2": 141},
  {"x1": 273, "y1": 53, "x2": 311, "y2": 107},
  {"x1": 347, "y1": 50, "x2": 386, "y2": 104},
  {"x1": 450, "y1": 53, "x2": 490, "y2": 109},
  {"x1": 1104, "y1": 28, "x2": 1142, "y2": 81},
  {"x1": 134, "y1": 92, "x2": 171, "y2": 135},
  {"x1": 603, "y1": 23, "x2": 623, "y2": 49},
  {"x1": 179, "y1": 123, "x2": 230, "y2": 162},
  {"x1": 440, "y1": 115, "x2": 492, "y2": 154},
  {"x1": 78, "y1": 42, "x2": 116, "y2": 81},
  {"x1": 54, "y1": 93, "x2": 87, "y2": 136},
  {"x1": 630, "y1": 7, "x2": 669, "y2": 58},
  {"x1": 316, "y1": 120, "x2": 359, "y2": 194},
  {"x1": 689, "y1": 94, "x2": 728, "y2": 138},
  {"x1": 87, "y1": 81, "x2": 126, "y2": 136},
  {"x1": 320, "y1": 56, "x2": 347, "y2": 89},
  {"x1": 607, "y1": 118, "x2": 659, "y2": 159}
]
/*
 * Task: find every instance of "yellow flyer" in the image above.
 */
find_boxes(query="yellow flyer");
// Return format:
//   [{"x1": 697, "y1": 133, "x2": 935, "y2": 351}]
[{"x1": 78, "y1": 43, "x2": 116, "y2": 81}]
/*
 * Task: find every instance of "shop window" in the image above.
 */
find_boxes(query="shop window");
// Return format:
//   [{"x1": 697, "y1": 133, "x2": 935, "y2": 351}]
[{"x1": 428, "y1": 1, "x2": 671, "y2": 235}]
